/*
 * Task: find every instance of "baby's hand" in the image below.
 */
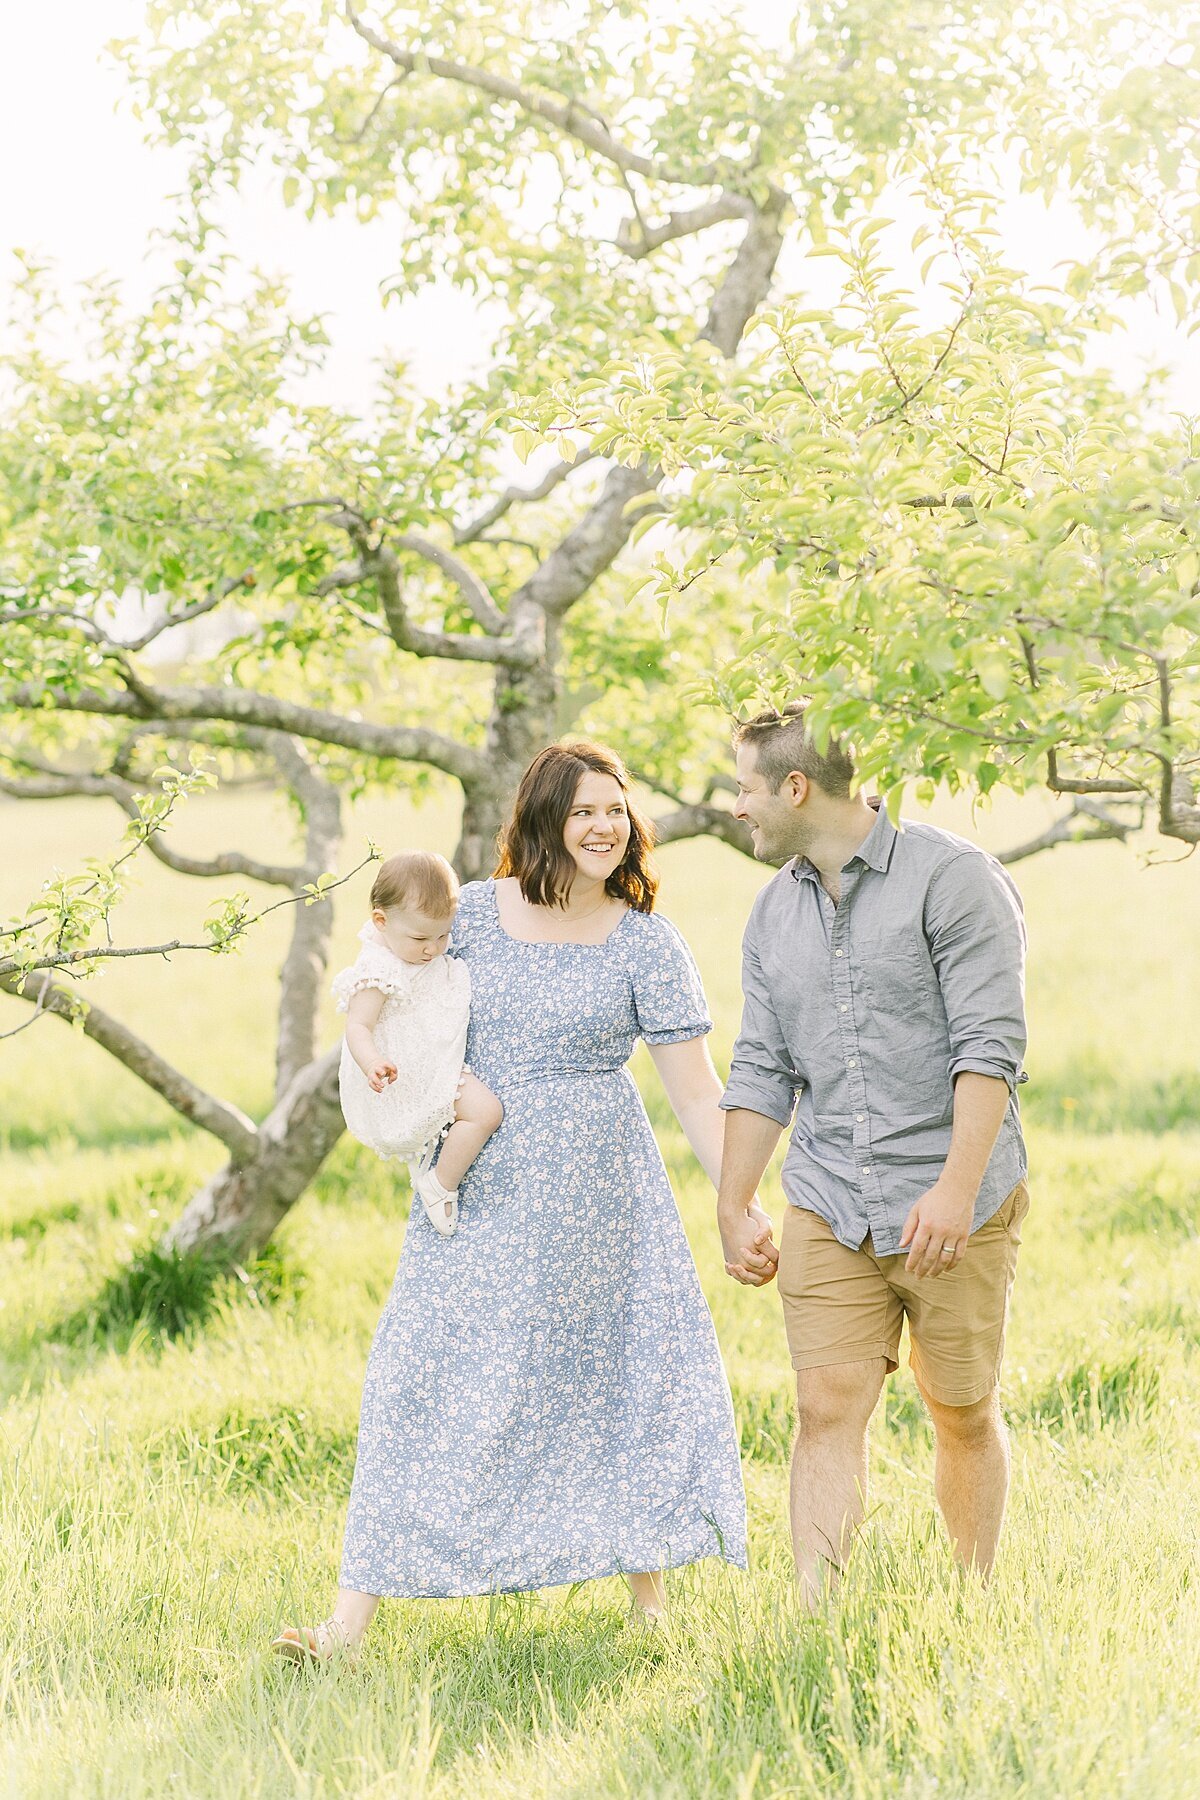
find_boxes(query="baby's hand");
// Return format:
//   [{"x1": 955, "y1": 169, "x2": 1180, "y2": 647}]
[{"x1": 367, "y1": 1058, "x2": 398, "y2": 1093}]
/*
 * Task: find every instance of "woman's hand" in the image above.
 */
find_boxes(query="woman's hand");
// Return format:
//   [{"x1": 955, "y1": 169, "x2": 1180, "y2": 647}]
[
  {"x1": 716, "y1": 1108, "x2": 784, "y2": 1287},
  {"x1": 719, "y1": 1200, "x2": 778, "y2": 1286}
]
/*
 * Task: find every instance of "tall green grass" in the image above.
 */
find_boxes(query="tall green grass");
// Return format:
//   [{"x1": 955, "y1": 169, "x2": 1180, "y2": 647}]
[{"x1": 2, "y1": 789, "x2": 1198, "y2": 1796}]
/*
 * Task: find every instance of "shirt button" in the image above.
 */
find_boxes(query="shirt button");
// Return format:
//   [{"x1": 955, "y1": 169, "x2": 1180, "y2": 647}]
[
  {"x1": 856, "y1": 1114, "x2": 865, "y2": 1122},
  {"x1": 862, "y1": 1166, "x2": 871, "y2": 1175},
  {"x1": 835, "y1": 949, "x2": 845, "y2": 958},
  {"x1": 839, "y1": 1004, "x2": 848, "y2": 1013},
  {"x1": 847, "y1": 1058, "x2": 857, "y2": 1068}
]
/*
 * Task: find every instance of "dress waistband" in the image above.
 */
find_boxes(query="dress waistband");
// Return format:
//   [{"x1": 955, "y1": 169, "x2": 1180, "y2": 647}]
[{"x1": 493, "y1": 1066, "x2": 631, "y2": 1091}]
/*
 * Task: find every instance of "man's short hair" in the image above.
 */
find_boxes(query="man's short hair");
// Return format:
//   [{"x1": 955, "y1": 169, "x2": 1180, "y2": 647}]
[{"x1": 733, "y1": 703, "x2": 856, "y2": 798}]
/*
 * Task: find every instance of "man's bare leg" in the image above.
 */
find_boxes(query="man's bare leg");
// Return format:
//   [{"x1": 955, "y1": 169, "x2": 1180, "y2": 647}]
[
  {"x1": 917, "y1": 1381, "x2": 1009, "y2": 1576},
  {"x1": 791, "y1": 1358, "x2": 887, "y2": 1605}
]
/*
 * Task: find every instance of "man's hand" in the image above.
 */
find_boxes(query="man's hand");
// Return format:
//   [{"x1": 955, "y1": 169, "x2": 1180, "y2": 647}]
[
  {"x1": 719, "y1": 1201, "x2": 779, "y2": 1287},
  {"x1": 899, "y1": 1178, "x2": 975, "y2": 1277}
]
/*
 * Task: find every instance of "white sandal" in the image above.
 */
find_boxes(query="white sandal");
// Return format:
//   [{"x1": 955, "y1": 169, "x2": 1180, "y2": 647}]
[
  {"x1": 413, "y1": 1166, "x2": 458, "y2": 1236},
  {"x1": 271, "y1": 1619, "x2": 356, "y2": 1667}
]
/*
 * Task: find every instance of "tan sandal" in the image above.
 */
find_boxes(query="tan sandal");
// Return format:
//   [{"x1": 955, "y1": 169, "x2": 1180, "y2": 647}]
[{"x1": 270, "y1": 1620, "x2": 356, "y2": 1667}]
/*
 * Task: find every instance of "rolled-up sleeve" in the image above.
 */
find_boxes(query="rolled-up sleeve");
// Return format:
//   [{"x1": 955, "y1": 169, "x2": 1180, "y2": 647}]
[
  {"x1": 720, "y1": 914, "x2": 801, "y2": 1126},
  {"x1": 925, "y1": 849, "x2": 1027, "y2": 1092}
]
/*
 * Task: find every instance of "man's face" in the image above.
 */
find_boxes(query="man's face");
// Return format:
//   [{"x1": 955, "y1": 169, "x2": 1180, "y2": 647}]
[{"x1": 732, "y1": 742, "x2": 808, "y2": 864}]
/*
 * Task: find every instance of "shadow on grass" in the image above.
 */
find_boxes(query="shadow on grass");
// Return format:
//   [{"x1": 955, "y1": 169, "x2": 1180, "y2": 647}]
[{"x1": 50, "y1": 1240, "x2": 305, "y2": 1351}]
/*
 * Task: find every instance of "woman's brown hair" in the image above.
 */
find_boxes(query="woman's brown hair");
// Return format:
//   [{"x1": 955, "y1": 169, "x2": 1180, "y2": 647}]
[{"x1": 494, "y1": 742, "x2": 659, "y2": 912}]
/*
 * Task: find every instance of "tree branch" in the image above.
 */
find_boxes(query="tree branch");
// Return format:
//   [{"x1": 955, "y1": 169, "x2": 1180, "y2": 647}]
[
  {"x1": 700, "y1": 191, "x2": 788, "y2": 357},
  {"x1": 120, "y1": 573, "x2": 255, "y2": 651},
  {"x1": 1151, "y1": 656, "x2": 1200, "y2": 844},
  {"x1": 615, "y1": 192, "x2": 754, "y2": 259},
  {"x1": 0, "y1": 768, "x2": 306, "y2": 886},
  {"x1": 0, "y1": 971, "x2": 259, "y2": 1162},
  {"x1": 315, "y1": 556, "x2": 538, "y2": 663},
  {"x1": 4, "y1": 679, "x2": 489, "y2": 783},
  {"x1": 315, "y1": 506, "x2": 539, "y2": 662},
  {"x1": 507, "y1": 462, "x2": 662, "y2": 617},
  {"x1": 453, "y1": 451, "x2": 598, "y2": 545},
  {"x1": 344, "y1": 4, "x2": 729, "y2": 187},
  {"x1": 653, "y1": 802, "x2": 753, "y2": 855},
  {"x1": 1, "y1": 573, "x2": 254, "y2": 654},
  {"x1": 1046, "y1": 746, "x2": 1145, "y2": 795},
  {"x1": 997, "y1": 798, "x2": 1144, "y2": 864},
  {"x1": 503, "y1": 192, "x2": 786, "y2": 621},
  {"x1": 320, "y1": 545, "x2": 541, "y2": 666},
  {"x1": 392, "y1": 529, "x2": 505, "y2": 632}
]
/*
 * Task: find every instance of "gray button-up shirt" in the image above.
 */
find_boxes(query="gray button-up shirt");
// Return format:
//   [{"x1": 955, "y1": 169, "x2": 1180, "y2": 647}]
[{"x1": 720, "y1": 806, "x2": 1028, "y2": 1255}]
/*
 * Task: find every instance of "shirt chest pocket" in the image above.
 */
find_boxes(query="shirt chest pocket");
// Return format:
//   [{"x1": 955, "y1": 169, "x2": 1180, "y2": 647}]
[{"x1": 854, "y1": 927, "x2": 937, "y2": 1017}]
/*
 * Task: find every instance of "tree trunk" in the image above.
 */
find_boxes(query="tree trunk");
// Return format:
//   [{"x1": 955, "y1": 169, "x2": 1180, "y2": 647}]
[
  {"x1": 454, "y1": 623, "x2": 561, "y2": 878},
  {"x1": 164, "y1": 1047, "x2": 345, "y2": 1262},
  {"x1": 274, "y1": 892, "x2": 334, "y2": 1100}
]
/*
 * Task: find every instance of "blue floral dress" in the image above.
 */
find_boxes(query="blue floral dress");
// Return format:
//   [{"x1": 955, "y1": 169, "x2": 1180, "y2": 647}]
[{"x1": 338, "y1": 878, "x2": 747, "y2": 1597}]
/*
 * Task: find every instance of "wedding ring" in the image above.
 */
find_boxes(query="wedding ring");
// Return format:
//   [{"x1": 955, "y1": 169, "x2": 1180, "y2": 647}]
[{"x1": 939, "y1": 1246, "x2": 955, "y2": 1258}]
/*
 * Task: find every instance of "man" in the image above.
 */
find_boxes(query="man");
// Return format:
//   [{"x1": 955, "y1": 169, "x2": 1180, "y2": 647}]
[{"x1": 717, "y1": 704, "x2": 1029, "y2": 1599}]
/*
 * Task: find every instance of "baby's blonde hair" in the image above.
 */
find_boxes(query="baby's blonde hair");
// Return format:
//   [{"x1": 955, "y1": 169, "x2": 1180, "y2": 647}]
[{"x1": 370, "y1": 851, "x2": 459, "y2": 917}]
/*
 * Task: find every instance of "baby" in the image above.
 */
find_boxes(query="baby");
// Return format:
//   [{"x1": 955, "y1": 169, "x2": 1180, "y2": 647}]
[{"x1": 331, "y1": 850, "x2": 502, "y2": 1236}]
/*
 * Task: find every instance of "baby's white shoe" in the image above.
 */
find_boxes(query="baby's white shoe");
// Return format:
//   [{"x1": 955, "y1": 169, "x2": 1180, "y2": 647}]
[{"x1": 414, "y1": 1167, "x2": 458, "y2": 1237}]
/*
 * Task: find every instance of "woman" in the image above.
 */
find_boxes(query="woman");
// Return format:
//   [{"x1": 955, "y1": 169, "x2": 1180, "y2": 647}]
[{"x1": 274, "y1": 741, "x2": 752, "y2": 1660}]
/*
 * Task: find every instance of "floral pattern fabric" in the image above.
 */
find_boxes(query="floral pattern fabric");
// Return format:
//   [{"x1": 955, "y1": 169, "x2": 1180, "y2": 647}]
[{"x1": 338, "y1": 879, "x2": 747, "y2": 1597}]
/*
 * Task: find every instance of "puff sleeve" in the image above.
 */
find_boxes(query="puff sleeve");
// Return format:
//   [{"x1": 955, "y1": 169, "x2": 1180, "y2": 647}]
[
  {"x1": 330, "y1": 943, "x2": 414, "y2": 1013},
  {"x1": 627, "y1": 913, "x2": 713, "y2": 1046},
  {"x1": 447, "y1": 879, "x2": 487, "y2": 965}
]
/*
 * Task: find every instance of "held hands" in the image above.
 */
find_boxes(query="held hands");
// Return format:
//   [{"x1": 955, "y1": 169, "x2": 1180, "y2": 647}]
[
  {"x1": 719, "y1": 1200, "x2": 779, "y2": 1287},
  {"x1": 899, "y1": 1178, "x2": 975, "y2": 1277},
  {"x1": 366, "y1": 1057, "x2": 398, "y2": 1094}
]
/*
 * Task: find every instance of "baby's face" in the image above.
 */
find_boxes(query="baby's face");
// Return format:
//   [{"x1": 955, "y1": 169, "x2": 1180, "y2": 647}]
[{"x1": 373, "y1": 903, "x2": 456, "y2": 965}]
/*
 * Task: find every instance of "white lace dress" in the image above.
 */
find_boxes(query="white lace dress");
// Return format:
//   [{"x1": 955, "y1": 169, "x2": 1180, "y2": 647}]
[{"x1": 331, "y1": 924, "x2": 472, "y2": 1162}]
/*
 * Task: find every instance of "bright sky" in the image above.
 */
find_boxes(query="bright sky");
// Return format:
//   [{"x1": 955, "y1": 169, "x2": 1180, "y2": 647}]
[
  {"x1": 0, "y1": 1, "x2": 484, "y2": 410},
  {"x1": 1, "y1": 2, "x2": 1196, "y2": 412}
]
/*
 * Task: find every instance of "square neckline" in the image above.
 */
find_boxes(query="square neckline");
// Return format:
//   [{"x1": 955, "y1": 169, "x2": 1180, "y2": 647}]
[{"x1": 486, "y1": 876, "x2": 635, "y2": 949}]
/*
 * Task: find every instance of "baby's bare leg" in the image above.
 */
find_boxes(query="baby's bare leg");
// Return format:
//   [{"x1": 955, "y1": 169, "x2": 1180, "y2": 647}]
[{"x1": 434, "y1": 1072, "x2": 504, "y2": 1190}]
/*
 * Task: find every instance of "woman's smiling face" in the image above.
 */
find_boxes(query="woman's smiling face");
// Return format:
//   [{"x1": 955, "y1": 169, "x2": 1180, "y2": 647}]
[{"x1": 561, "y1": 770, "x2": 632, "y2": 885}]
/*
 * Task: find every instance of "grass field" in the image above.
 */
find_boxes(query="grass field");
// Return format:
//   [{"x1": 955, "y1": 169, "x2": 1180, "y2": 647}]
[{"x1": 2, "y1": 784, "x2": 1199, "y2": 1798}]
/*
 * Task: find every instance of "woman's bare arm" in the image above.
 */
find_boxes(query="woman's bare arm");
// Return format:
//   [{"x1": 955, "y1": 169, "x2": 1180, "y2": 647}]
[
  {"x1": 648, "y1": 1037, "x2": 778, "y2": 1281},
  {"x1": 646, "y1": 1035, "x2": 726, "y2": 1186}
]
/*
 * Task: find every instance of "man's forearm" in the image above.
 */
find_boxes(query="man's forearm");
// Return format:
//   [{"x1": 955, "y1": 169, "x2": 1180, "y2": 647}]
[
  {"x1": 717, "y1": 1107, "x2": 784, "y2": 1219},
  {"x1": 942, "y1": 1072, "x2": 1010, "y2": 1198}
]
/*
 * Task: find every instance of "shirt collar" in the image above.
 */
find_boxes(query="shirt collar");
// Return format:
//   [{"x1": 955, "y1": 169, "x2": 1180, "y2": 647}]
[{"x1": 789, "y1": 801, "x2": 898, "y2": 882}]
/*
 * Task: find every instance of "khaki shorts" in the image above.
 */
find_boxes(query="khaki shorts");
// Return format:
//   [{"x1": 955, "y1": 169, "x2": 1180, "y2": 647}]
[{"x1": 778, "y1": 1181, "x2": 1030, "y2": 1407}]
